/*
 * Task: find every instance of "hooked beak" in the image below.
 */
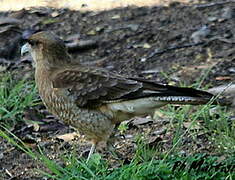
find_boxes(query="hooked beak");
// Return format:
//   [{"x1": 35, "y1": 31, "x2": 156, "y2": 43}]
[{"x1": 21, "y1": 43, "x2": 31, "y2": 56}]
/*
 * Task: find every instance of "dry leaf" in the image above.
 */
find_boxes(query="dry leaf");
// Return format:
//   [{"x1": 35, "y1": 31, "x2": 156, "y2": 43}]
[{"x1": 56, "y1": 132, "x2": 78, "y2": 142}]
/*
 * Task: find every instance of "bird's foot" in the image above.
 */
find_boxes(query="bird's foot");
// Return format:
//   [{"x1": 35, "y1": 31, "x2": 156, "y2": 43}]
[{"x1": 106, "y1": 144, "x2": 122, "y2": 160}]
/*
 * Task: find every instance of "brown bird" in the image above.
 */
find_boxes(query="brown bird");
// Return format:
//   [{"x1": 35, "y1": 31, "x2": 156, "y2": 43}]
[{"x1": 21, "y1": 31, "x2": 227, "y2": 160}]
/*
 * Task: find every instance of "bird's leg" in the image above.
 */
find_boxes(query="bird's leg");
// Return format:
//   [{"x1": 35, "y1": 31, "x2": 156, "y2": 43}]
[
  {"x1": 107, "y1": 143, "x2": 119, "y2": 159},
  {"x1": 106, "y1": 136, "x2": 123, "y2": 160},
  {"x1": 86, "y1": 143, "x2": 96, "y2": 163},
  {"x1": 104, "y1": 126, "x2": 122, "y2": 159}
]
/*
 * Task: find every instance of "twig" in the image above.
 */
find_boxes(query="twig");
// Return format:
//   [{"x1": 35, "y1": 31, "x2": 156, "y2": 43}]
[
  {"x1": 212, "y1": 37, "x2": 235, "y2": 44},
  {"x1": 66, "y1": 39, "x2": 98, "y2": 52},
  {"x1": 144, "y1": 36, "x2": 235, "y2": 61},
  {"x1": 145, "y1": 42, "x2": 204, "y2": 60}
]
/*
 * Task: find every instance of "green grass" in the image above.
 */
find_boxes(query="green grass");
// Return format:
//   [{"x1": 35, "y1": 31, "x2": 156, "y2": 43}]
[
  {"x1": 44, "y1": 153, "x2": 235, "y2": 180},
  {"x1": 0, "y1": 72, "x2": 235, "y2": 179},
  {"x1": 1, "y1": 127, "x2": 235, "y2": 180},
  {"x1": 160, "y1": 103, "x2": 235, "y2": 155},
  {"x1": 0, "y1": 74, "x2": 38, "y2": 127}
]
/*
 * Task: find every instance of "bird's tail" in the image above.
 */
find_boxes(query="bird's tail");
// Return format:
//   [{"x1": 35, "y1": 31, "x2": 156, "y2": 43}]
[
  {"x1": 152, "y1": 95, "x2": 231, "y2": 106},
  {"x1": 149, "y1": 83, "x2": 232, "y2": 106},
  {"x1": 129, "y1": 78, "x2": 232, "y2": 106}
]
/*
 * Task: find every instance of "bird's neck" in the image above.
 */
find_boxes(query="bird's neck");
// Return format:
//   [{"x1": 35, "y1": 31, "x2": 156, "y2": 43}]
[
  {"x1": 35, "y1": 61, "x2": 53, "y2": 93},
  {"x1": 34, "y1": 48, "x2": 73, "y2": 86},
  {"x1": 43, "y1": 50, "x2": 72, "y2": 67}
]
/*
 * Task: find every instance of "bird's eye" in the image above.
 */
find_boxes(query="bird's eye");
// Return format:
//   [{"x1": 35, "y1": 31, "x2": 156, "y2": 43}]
[{"x1": 27, "y1": 40, "x2": 38, "y2": 46}]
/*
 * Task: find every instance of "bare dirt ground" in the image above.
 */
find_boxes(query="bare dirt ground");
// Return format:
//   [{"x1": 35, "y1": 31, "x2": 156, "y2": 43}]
[{"x1": 0, "y1": 0, "x2": 235, "y2": 179}]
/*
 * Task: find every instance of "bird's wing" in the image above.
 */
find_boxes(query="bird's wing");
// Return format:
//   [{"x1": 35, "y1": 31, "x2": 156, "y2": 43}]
[
  {"x1": 51, "y1": 66, "x2": 215, "y2": 107},
  {"x1": 51, "y1": 67, "x2": 144, "y2": 107},
  {"x1": 130, "y1": 77, "x2": 213, "y2": 98}
]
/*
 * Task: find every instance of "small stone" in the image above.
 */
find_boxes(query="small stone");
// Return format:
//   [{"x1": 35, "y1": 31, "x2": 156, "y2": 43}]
[
  {"x1": 140, "y1": 58, "x2": 147, "y2": 62},
  {"x1": 207, "y1": 16, "x2": 217, "y2": 22},
  {"x1": 228, "y1": 67, "x2": 235, "y2": 73},
  {"x1": 152, "y1": 128, "x2": 166, "y2": 135},
  {"x1": 111, "y1": 15, "x2": 120, "y2": 19},
  {"x1": 141, "y1": 68, "x2": 160, "y2": 74},
  {"x1": 125, "y1": 134, "x2": 133, "y2": 139},
  {"x1": 51, "y1": 11, "x2": 59, "y2": 17},
  {"x1": 87, "y1": 30, "x2": 96, "y2": 35},
  {"x1": 209, "y1": 107, "x2": 220, "y2": 116},
  {"x1": 143, "y1": 43, "x2": 151, "y2": 49},
  {"x1": 127, "y1": 24, "x2": 139, "y2": 31},
  {"x1": 0, "y1": 152, "x2": 4, "y2": 159},
  {"x1": 191, "y1": 25, "x2": 210, "y2": 43},
  {"x1": 131, "y1": 117, "x2": 153, "y2": 126},
  {"x1": 95, "y1": 27, "x2": 102, "y2": 32}
]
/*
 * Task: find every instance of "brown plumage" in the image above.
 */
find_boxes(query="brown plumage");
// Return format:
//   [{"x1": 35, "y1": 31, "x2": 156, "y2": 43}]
[{"x1": 21, "y1": 31, "x2": 228, "y2": 160}]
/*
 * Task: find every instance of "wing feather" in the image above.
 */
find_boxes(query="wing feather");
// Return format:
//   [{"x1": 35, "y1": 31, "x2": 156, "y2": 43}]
[
  {"x1": 51, "y1": 66, "x2": 214, "y2": 107},
  {"x1": 51, "y1": 67, "x2": 143, "y2": 107}
]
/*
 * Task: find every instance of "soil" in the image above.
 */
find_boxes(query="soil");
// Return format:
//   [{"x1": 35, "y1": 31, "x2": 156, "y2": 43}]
[{"x1": 0, "y1": 0, "x2": 235, "y2": 179}]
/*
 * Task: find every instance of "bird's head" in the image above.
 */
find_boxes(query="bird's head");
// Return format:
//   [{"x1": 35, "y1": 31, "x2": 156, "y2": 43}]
[{"x1": 21, "y1": 31, "x2": 70, "y2": 67}]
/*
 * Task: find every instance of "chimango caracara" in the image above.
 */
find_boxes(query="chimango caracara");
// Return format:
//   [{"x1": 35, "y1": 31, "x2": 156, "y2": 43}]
[{"x1": 21, "y1": 31, "x2": 227, "y2": 160}]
